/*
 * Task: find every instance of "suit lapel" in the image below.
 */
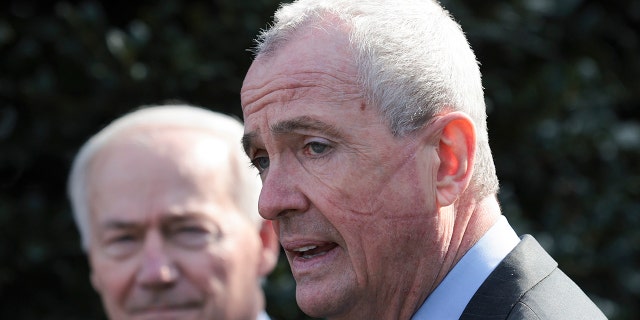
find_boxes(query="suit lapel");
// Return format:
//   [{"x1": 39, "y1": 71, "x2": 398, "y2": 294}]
[{"x1": 459, "y1": 235, "x2": 557, "y2": 320}]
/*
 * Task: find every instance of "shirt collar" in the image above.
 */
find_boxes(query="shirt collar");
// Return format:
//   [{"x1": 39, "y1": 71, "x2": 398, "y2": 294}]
[
  {"x1": 257, "y1": 311, "x2": 271, "y2": 320},
  {"x1": 411, "y1": 216, "x2": 520, "y2": 320}
]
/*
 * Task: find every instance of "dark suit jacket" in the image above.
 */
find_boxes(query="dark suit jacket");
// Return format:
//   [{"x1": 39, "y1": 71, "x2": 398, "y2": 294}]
[{"x1": 460, "y1": 235, "x2": 607, "y2": 319}]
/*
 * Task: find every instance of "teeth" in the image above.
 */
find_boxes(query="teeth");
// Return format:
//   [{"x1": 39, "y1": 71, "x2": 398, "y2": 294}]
[{"x1": 293, "y1": 245, "x2": 317, "y2": 252}]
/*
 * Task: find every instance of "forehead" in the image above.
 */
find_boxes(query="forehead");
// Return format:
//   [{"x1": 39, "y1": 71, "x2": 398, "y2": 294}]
[
  {"x1": 87, "y1": 128, "x2": 241, "y2": 223},
  {"x1": 241, "y1": 22, "x2": 361, "y2": 118}
]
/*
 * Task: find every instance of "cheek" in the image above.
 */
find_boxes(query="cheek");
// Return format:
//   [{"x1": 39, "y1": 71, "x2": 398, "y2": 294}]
[
  {"x1": 311, "y1": 148, "x2": 442, "y2": 261},
  {"x1": 186, "y1": 238, "x2": 261, "y2": 292},
  {"x1": 179, "y1": 248, "x2": 230, "y2": 294},
  {"x1": 89, "y1": 256, "x2": 134, "y2": 309},
  {"x1": 317, "y1": 150, "x2": 438, "y2": 221}
]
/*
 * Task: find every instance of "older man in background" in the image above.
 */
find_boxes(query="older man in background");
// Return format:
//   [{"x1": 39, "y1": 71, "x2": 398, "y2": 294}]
[{"x1": 68, "y1": 104, "x2": 279, "y2": 320}]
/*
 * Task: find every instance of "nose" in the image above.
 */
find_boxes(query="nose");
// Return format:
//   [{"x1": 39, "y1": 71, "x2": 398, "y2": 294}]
[
  {"x1": 258, "y1": 160, "x2": 309, "y2": 220},
  {"x1": 136, "y1": 231, "x2": 179, "y2": 289}
]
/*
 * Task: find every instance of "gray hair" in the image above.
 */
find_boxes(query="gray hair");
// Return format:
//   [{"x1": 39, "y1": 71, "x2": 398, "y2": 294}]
[
  {"x1": 252, "y1": 0, "x2": 498, "y2": 200},
  {"x1": 68, "y1": 104, "x2": 262, "y2": 250}
]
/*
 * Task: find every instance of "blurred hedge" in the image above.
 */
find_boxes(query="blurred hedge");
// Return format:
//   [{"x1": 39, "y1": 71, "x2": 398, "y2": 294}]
[{"x1": 0, "y1": 0, "x2": 638, "y2": 319}]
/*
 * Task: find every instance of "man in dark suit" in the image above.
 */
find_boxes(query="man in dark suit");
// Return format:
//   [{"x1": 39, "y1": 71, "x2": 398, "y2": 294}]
[{"x1": 239, "y1": 0, "x2": 607, "y2": 319}]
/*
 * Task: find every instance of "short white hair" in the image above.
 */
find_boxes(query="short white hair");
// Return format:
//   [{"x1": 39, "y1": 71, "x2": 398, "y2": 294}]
[
  {"x1": 252, "y1": 0, "x2": 498, "y2": 200},
  {"x1": 68, "y1": 104, "x2": 261, "y2": 250}
]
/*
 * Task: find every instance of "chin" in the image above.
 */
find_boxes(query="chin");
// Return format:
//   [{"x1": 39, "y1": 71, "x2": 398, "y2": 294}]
[{"x1": 297, "y1": 286, "x2": 353, "y2": 319}]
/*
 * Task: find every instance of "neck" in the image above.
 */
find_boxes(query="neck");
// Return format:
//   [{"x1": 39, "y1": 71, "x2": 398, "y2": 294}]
[
  {"x1": 458, "y1": 195, "x2": 502, "y2": 258},
  {"x1": 437, "y1": 194, "x2": 502, "y2": 285},
  {"x1": 328, "y1": 290, "x2": 428, "y2": 320},
  {"x1": 411, "y1": 194, "x2": 502, "y2": 320}
]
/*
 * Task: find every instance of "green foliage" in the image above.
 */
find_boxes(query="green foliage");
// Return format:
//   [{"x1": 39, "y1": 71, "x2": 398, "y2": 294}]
[
  {"x1": 1, "y1": 0, "x2": 638, "y2": 319},
  {"x1": 440, "y1": 0, "x2": 640, "y2": 318}
]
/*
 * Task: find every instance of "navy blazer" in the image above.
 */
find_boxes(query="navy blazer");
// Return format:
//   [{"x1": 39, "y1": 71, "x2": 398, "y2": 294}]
[{"x1": 460, "y1": 235, "x2": 607, "y2": 319}]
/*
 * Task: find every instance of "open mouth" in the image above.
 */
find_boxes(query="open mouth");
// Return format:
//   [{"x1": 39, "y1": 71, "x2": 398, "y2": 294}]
[{"x1": 291, "y1": 242, "x2": 338, "y2": 259}]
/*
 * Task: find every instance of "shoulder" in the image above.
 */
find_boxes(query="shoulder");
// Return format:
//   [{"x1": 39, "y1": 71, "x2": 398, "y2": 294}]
[
  {"x1": 461, "y1": 235, "x2": 607, "y2": 320},
  {"x1": 507, "y1": 267, "x2": 607, "y2": 319}
]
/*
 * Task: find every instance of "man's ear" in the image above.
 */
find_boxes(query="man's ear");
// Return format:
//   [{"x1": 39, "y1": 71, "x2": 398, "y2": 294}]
[
  {"x1": 433, "y1": 112, "x2": 476, "y2": 207},
  {"x1": 257, "y1": 220, "x2": 280, "y2": 276}
]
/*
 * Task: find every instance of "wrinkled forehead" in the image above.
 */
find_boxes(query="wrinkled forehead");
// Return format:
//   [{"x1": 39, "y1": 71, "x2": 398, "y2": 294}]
[{"x1": 241, "y1": 18, "x2": 357, "y2": 111}]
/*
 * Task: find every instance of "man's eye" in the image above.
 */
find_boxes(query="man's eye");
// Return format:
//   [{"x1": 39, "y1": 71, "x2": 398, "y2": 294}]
[
  {"x1": 305, "y1": 141, "x2": 331, "y2": 156},
  {"x1": 112, "y1": 234, "x2": 136, "y2": 243},
  {"x1": 251, "y1": 156, "x2": 270, "y2": 173},
  {"x1": 172, "y1": 226, "x2": 219, "y2": 249},
  {"x1": 103, "y1": 233, "x2": 141, "y2": 258}
]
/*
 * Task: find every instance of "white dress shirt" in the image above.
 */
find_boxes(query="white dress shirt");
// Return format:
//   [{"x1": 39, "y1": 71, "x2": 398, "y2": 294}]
[
  {"x1": 411, "y1": 216, "x2": 521, "y2": 320},
  {"x1": 257, "y1": 310, "x2": 271, "y2": 320}
]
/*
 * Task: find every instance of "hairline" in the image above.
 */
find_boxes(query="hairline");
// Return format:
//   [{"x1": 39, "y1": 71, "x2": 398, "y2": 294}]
[{"x1": 68, "y1": 104, "x2": 262, "y2": 251}]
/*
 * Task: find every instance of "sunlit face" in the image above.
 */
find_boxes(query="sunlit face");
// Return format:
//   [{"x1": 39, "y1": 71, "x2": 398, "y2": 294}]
[
  {"x1": 241, "y1": 25, "x2": 451, "y2": 319},
  {"x1": 87, "y1": 128, "x2": 271, "y2": 320}
]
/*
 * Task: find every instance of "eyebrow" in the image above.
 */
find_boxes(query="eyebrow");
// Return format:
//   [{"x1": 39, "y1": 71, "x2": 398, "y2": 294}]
[
  {"x1": 99, "y1": 213, "x2": 208, "y2": 230},
  {"x1": 272, "y1": 116, "x2": 342, "y2": 136},
  {"x1": 100, "y1": 220, "x2": 139, "y2": 231},
  {"x1": 242, "y1": 116, "x2": 343, "y2": 155},
  {"x1": 242, "y1": 132, "x2": 257, "y2": 156}
]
